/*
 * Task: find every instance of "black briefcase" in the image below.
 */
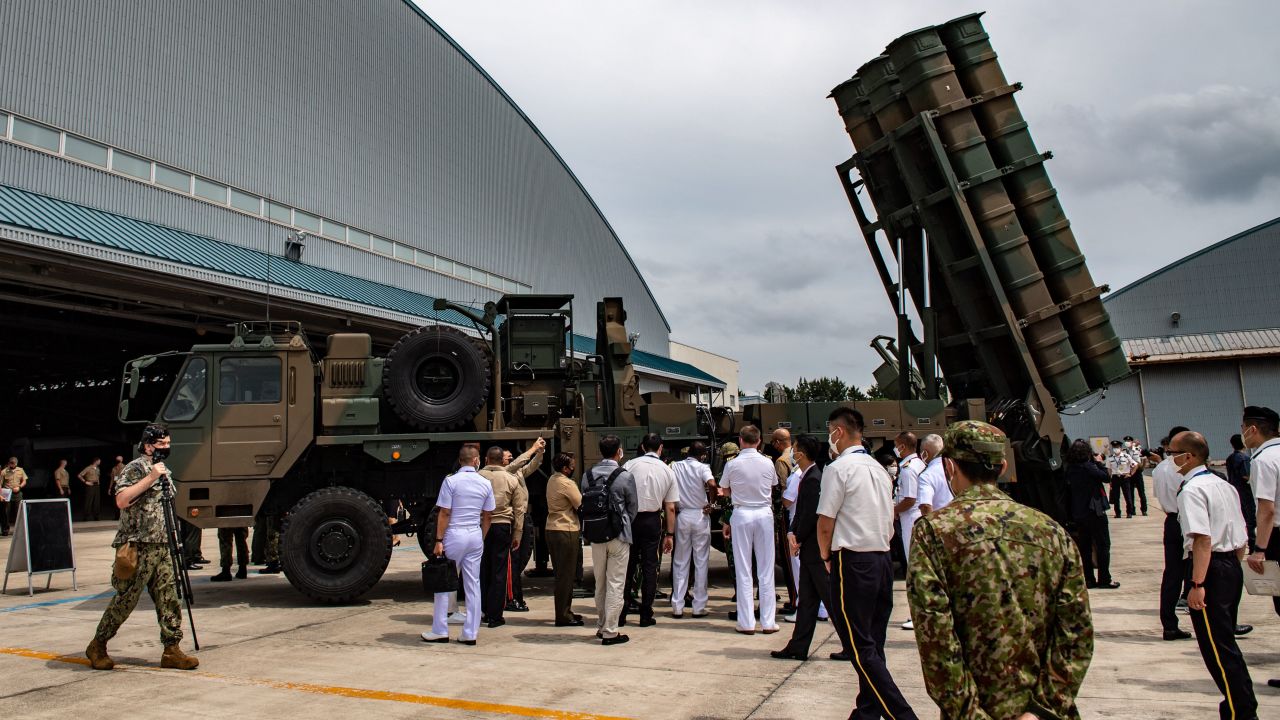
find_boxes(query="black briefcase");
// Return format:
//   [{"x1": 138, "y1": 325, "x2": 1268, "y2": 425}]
[{"x1": 421, "y1": 555, "x2": 459, "y2": 594}]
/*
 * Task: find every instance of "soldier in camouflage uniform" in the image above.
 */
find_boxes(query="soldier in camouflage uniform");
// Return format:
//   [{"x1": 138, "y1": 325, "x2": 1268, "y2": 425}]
[
  {"x1": 86, "y1": 424, "x2": 199, "y2": 671},
  {"x1": 908, "y1": 421, "x2": 1093, "y2": 719}
]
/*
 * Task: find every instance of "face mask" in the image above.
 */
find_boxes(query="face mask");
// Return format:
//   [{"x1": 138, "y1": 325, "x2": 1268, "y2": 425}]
[
  {"x1": 1242, "y1": 426, "x2": 1257, "y2": 449},
  {"x1": 827, "y1": 431, "x2": 840, "y2": 459},
  {"x1": 151, "y1": 447, "x2": 170, "y2": 463},
  {"x1": 892, "y1": 446, "x2": 902, "y2": 459}
]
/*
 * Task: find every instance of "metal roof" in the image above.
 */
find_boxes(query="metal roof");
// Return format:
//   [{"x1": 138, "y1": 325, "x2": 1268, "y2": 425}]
[
  {"x1": 569, "y1": 335, "x2": 724, "y2": 387},
  {"x1": 1106, "y1": 216, "x2": 1280, "y2": 302},
  {"x1": 0, "y1": 183, "x2": 721, "y2": 387},
  {"x1": 1123, "y1": 328, "x2": 1280, "y2": 365}
]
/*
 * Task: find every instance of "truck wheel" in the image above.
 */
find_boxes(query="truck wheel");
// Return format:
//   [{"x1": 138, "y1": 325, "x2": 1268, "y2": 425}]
[
  {"x1": 383, "y1": 325, "x2": 492, "y2": 431},
  {"x1": 281, "y1": 487, "x2": 391, "y2": 604}
]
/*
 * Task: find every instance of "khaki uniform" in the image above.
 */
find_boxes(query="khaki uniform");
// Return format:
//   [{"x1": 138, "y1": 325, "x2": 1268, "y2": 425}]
[
  {"x1": 2, "y1": 465, "x2": 28, "y2": 532},
  {"x1": 54, "y1": 467, "x2": 70, "y2": 494},
  {"x1": 79, "y1": 464, "x2": 102, "y2": 520},
  {"x1": 93, "y1": 456, "x2": 184, "y2": 646}
]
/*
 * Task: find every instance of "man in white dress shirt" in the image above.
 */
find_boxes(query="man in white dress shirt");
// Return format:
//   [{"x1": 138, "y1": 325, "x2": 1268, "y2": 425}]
[
  {"x1": 621, "y1": 433, "x2": 678, "y2": 626},
  {"x1": 671, "y1": 441, "x2": 716, "y2": 618},
  {"x1": 721, "y1": 424, "x2": 780, "y2": 634},
  {"x1": 892, "y1": 431, "x2": 926, "y2": 631}
]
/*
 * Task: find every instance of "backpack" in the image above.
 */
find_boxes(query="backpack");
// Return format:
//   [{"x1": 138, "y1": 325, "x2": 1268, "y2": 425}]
[{"x1": 580, "y1": 467, "x2": 625, "y2": 544}]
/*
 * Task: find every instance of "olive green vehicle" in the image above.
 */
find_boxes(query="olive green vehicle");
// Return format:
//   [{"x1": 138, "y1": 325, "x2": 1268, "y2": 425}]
[{"x1": 118, "y1": 295, "x2": 732, "y2": 603}]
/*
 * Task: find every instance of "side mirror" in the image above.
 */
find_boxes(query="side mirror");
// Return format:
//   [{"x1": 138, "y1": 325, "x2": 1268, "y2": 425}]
[
  {"x1": 118, "y1": 399, "x2": 130, "y2": 422},
  {"x1": 128, "y1": 366, "x2": 141, "y2": 399}
]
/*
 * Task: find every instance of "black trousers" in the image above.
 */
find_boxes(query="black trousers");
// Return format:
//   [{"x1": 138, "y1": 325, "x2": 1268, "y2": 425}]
[
  {"x1": 217, "y1": 527, "x2": 249, "y2": 570},
  {"x1": 1109, "y1": 476, "x2": 1134, "y2": 517},
  {"x1": 1266, "y1": 542, "x2": 1280, "y2": 617},
  {"x1": 829, "y1": 550, "x2": 918, "y2": 720},
  {"x1": 622, "y1": 512, "x2": 662, "y2": 622},
  {"x1": 1161, "y1": 513, "x2": 1191, "y2": 631},
  {"x1": 783, "y1": 548, "x2": 843, "y2": 657},
  {"x1": 1131, "y1": 474, "x2": 1148, "y2": 513},
  {"x1": 1075, "y1": 513, "x2": 1113, "y2": 585},
  {"x1": 510, "y1": 521, "x2": 535, "y2": 603},
  {"x1": 546, "y1": 529, "x2": 579, "y2": 623},
  {"x1": 1189, "y1": 552, "x2": 1257, "y2": 720},
  {"x1": 777, "y1": 509, "x2": 796, "y2": 606},
  {"x1": 84, "y1": 485, "x2": 102, "y2": 521},
  {"x1": 481, "y1": 522, "x2": 513, "y2": 621}
]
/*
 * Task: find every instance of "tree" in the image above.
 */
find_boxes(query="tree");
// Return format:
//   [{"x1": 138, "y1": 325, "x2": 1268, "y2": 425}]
[{"x1": 776, "y1": 376, "x2": 871, "y2": 403}]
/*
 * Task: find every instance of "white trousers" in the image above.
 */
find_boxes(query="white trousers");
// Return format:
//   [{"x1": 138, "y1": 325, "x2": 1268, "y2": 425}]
[
  {"x1": 900, "y1": 515, "x2": 917, "y2": 564},
  {"x1": 591, "y1": 538, "x2": 630, "y2": 638},
  {"x1": 671, "y1": 509, "x2": 710, "y2": 614},
  {"x1": 731, "y1": 505, "x2": 776, "y2": 631},
  {"x1": 433, "y1": 526, "x2": 483, "y2": 640}
]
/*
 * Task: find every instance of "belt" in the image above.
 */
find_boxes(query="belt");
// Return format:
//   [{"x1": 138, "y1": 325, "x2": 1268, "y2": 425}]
[
  {"x1": 636, "y1": 510, "x2": 661, "y2": 516},
  {"x1": 1211, "y1": 550, "x2": 1239, "y2": 558}
]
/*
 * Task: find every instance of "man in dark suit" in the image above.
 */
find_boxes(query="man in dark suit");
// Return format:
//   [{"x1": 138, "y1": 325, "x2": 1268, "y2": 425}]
[{"x1": 772, "y1": 434, "x2": 846, "y2": 660}]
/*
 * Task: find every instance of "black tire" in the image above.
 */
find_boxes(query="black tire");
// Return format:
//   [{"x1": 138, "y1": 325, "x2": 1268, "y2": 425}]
[
  {"x1": 383, "y1": 325, "x2": 492, "y2": 431},
  {"x1": 281, "y1": 487, "x2": 392, "y2": 604}
]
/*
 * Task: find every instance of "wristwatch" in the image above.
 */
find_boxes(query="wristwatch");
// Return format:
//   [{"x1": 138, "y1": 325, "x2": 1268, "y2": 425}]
[
  {"x1": 664, "y1": 532, "x2": 674, "y2": 538},
  {"x1": 1190, "y1": 580, "x2": 1205, "y2": 589}
]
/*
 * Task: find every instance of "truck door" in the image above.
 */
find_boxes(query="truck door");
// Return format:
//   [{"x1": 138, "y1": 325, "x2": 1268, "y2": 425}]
[{"x1": 212, "y1": 355, "x2": 286, "y2": 477}]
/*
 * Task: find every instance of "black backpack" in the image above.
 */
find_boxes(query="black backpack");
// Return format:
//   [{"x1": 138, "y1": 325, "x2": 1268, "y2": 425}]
[{"x1": 580, "y1": 467, "x2": 625, "y2": 544}]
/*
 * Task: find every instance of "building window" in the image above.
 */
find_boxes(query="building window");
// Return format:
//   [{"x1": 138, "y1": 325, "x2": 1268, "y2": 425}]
[
  {"x1": 371, "y1": 236, "x2": 394, "y2": 256},
  {"x1": 454, "y1": 265, "x2": 471, "y2": 281},
  {"x1": 322, "y1": 219, "x2": 346, "y2": 241},
  {"x1": 112, "y1": 150, "x2": 152, "y2": 181},
  {"x1": 267, "y1": 201, "x2": 291, "y2": 224},
  {"x1": 154, "y1": 164, "x2": 190, "y2": 192},
  {"x1": 436, "y1": 258, "x2": 454, "y2": 276},
  {"x1": 218, "y1": 357, "x2": 282, "y2": 404},
  {"x1": 347, "y1": 229, "x2": 370, "y2": 249},
  {"x1": 415, "y1": 252, "x2": 435, "y2": 270},
  {"x1": 503, "y1": 278, "x2": 520, "y2": 293},
  {"x1": 11, "y1": 117, "x2": 59, "y2": 152},
  {"x1": 229, "y1": 188, "x2": 261, "y2": 214},
  {"x1": 64, "y1": 134, "x2": 108, "y2": 167},
  {"x1": 294, "y1": 210, "x2": 321, "y2": 233},
  {"x1": 193, "y1": 176, "x2": 227, "y2": 203},
  {"x1": 394, "y1": 243, "x2": 414, "y2": 262}
]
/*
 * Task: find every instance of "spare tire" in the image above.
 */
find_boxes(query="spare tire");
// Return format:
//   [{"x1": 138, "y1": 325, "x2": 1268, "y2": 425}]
[{"x1": 383, "y1": 325, "x2": 492, "y2": 431}]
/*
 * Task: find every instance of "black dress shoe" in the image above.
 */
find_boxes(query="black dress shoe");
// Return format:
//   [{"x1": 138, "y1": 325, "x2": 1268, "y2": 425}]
[
  {"x1": 654, "y1": 590, "x2": 669, "y2": 600},
  {"x1": 770, "y1": 649, "x2": 806, "y2": 660},
  {"x1": 555, "y1": 619, "x2": 586, "y2": 627},
  {"x1": 639, "y1": 617, "x2": 656, "y2": 627},
  {"x1": 1234, "y1": 624, "x2": 1253, "y2": 636},
  {"x1": 1267, "y1": 678, "x2": 1280, "y2": 688},
  {"x1": 210, "y1": 570, "x2": 233, "y2": 582},
  {"x1": 829, "y1": 650, "x2": 851, "y2": 661},
  {"x1": 505, "y1": 601, "x2": 530, "y2": 613},
  {"x1": 235, "y1": 566, "x2": 248, "y2": 579},
  {"x1": 1085, "y1": 580, "x2": 1098, "y2": 589},
  {"x1": 487, "y1": 618, "x2": 506, "y2": 629},
  {"x1": 1094, "y1": 581, "x2": 1120, "y2": 589},
  {"x1": 1163, "y1": 629, "x2": 1192, "y2": 641},
  {"x1": 259, "y1": 562, "x2": 281, "y2": 574},
  {"x1": 601, "y1": 634, "x2": 630, "y2": 646},
  {"x1": 185, "y1": 562, "x2": 204, "y2": 571},
  {"x1": 457, "y1": 639, "x2": 477, "y2": 646}
]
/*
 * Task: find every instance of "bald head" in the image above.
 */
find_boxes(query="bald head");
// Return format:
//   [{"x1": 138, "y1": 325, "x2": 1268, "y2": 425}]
[
  {"x1": 771, "y1": 428, "x2": 792, "y2": 449},
  {"x1": 1170, "y1": 430, "x2": 1210, "y2": 464},
  {"x1": 895, "y1": 431, "x2": 917, "y2": 453}
]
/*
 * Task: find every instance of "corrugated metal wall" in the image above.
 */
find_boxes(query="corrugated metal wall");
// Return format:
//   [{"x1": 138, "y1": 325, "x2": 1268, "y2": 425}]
[
  {"x1": 0, "y1": 0, "x2": 670, "y2": 351},
  {"x1": 1103, "y1": 219, "x2": 1280, "y2": 339}
]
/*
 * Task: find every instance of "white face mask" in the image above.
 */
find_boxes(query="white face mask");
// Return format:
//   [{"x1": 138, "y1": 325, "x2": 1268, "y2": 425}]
[
  {"x1": 827, "y1": 431, "x2": 839, "y2": 458},
  {"x1": 892, "y1": 446, "x2": 902, "y2": 459}
]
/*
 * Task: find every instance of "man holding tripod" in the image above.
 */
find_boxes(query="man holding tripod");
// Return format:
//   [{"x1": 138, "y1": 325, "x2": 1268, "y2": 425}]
[{"x1": 86, "y1": 424, "x2": 198, "y2": 671}]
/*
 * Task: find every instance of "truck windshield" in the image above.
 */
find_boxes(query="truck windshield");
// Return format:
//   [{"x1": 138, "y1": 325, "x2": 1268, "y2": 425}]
[{"x1": 162, "y1": 357, "x2": 209, "y2": 422}]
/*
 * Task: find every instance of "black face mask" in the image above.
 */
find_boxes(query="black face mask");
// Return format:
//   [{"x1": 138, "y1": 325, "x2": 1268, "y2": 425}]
[{"x1": 150, "y1": 447, "x2": 170, "y2": 463}]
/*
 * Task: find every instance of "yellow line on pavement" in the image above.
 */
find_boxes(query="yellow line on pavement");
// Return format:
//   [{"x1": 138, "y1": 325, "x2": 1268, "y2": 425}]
[{"x1": 0, "y1": 646, "x2": 629, "y2": 720}]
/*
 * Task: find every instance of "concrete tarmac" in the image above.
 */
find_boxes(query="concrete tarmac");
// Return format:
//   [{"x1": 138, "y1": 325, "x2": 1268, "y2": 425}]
[{"x1": 2, "y1": 496, "x2": 1278, "y2": 719}]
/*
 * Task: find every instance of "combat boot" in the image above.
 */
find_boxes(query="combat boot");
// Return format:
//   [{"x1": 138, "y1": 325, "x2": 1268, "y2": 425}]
[
  {"x1": 160, "y1": 644, "x2": 199, "y2": 670},
  {"x1": 85, "y1": 638, "x2": 114, "y2": 670},
  {"x1": 235, "y1": 565, "x2": 247, "y2": 579}
]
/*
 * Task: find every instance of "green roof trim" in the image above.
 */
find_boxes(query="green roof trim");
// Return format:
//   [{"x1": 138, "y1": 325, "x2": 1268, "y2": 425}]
[
  {"x1": 0, "y1": 183, "x2": 721, "y2": 387},
  {"x1": 1105, "y1": 215, "x2": 1280, "y2": 302},
  {"x1": 570, "y1": 335, "x2": 723, "y2": 387}
]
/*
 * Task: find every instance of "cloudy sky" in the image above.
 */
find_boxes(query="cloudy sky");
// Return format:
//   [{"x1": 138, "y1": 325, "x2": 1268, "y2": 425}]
[{"x1": 419, "y1": 1, "x2": 1280, "y2": 394}]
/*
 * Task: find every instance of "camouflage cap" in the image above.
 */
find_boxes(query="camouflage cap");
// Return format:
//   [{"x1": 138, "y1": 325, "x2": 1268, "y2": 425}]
[
  {"x1": 720, "y1": 442, "x2": 740, "y2": 458},
  {"x1": 942, "y1": 421, "x2": 1006, "y2": 465}
]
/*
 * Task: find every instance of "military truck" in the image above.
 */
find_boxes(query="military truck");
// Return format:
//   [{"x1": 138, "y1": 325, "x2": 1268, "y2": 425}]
[{"x1": 118, "y1": 295, "x2": 732, "y2": 603}]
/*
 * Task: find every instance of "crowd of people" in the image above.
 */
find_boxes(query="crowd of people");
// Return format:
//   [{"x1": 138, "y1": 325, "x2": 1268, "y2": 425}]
[
  {"x1": 1, "y1": 454, "x2": 126, "y2": 535},
  {"x1": 62, "y1": 401, "x2": 1280, "y2": 719}
]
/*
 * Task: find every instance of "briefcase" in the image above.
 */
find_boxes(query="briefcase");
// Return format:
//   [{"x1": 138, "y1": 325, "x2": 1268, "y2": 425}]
[{"x1": 421, "y1": 555, "x2": 459, "y2": 595}]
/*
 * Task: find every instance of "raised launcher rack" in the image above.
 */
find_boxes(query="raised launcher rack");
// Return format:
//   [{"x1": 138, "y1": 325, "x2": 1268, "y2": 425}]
[{"x1": 829, "y1": 13, "x2": 1133, "y2": 477}]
